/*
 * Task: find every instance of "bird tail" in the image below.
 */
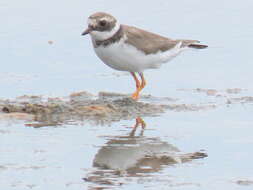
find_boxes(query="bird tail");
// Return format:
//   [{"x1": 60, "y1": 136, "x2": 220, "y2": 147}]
[
  {"x1": 179, "y1": 40, "x2": 208, "y2": 49},
  {"x1": 188, "y1": 43, "x2": 208, "y2": 49}
]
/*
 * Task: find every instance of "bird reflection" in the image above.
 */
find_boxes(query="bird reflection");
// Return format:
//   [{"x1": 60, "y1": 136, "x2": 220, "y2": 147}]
[
  {"x1": 84, "y1": 117, "x2": 207, "y2": 188},
  {"x1": 129, "y1": 116, "x2": 146, "y2": 137}
]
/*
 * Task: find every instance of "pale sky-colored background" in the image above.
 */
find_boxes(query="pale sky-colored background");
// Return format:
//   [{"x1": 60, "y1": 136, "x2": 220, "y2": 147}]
[{"x1": 0, "y1": 0, "x2": 252, "y2": 98}]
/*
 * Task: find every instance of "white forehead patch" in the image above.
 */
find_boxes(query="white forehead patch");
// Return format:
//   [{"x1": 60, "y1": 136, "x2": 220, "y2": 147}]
[
  {"x1": 102, "y1": 16, "x2": 114, "y2": 23},
  {"x1": 88, "y1": 18, "x2": 96, "y2": 26}
]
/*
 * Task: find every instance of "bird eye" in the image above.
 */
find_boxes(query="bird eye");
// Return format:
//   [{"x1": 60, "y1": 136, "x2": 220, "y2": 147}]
[{"x1": 99, "y1": 20, "x2": 106, "y2": 26}]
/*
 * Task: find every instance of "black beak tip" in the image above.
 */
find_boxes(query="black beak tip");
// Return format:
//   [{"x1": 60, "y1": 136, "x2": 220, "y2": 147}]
[{"x1": 81, "y1": 28, "x2": 91, "y2": 36}]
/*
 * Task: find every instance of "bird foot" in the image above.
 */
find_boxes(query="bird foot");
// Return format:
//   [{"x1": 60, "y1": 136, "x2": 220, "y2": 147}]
[{"x1": 131, "y1": 91, "x2": 140, "y2": 100}]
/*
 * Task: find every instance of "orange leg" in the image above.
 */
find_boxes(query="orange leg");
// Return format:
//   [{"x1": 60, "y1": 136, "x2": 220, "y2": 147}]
[
  {"x1": 130, "y1": 72, "x2": 147, "y2": 100},
  {"x1": 139, "y1": 72, "x2": 146, "y2": 90},
  {"x1": 131, "y1": 72, "x2": 141, "y2": 100}
]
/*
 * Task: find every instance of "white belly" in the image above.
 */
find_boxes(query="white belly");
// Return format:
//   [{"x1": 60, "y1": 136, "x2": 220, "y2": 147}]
[{"x1": 94, "y1": 38, "x2": 186, "y2": 73}]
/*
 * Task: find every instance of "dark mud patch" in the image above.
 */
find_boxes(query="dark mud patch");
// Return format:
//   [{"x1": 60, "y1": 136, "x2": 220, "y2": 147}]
[
  {"x1": 0, "y1": 89, "x2": 252, "y2": 126},
  {"x1": 167, "y1": 103, "x2": 217, "y2": 111},
  {"x1": 234, "y1": 179, "x2": 253, "y2": 186},
  {"x1": 178, "y1": 88, "x2": 248, "y2": 97},
  {"x1": 227, "y1": 96, "x2": 253, "y2": 104},
  {"x1": 0, "y1": 92, "x2": 168, "y2": 126}
]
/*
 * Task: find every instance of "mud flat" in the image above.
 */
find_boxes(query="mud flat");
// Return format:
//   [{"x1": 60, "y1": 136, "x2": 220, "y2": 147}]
[
  {"x1": 0, "y1": 92, "x2": 168, "y2": 126},
  {"x1": 0, "y1": 88, "x2": 252, "y2": 126}
]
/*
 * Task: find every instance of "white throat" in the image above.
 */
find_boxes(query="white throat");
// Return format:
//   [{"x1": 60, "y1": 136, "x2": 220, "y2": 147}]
[{"x1": 90, "y1": 22, "x2": 120, "y2": 41}]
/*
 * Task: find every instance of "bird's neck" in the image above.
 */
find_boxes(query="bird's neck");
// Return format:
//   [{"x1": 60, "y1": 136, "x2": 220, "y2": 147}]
[{"x1": 93, "y1": 25, "x2": 123, "y2": 47}]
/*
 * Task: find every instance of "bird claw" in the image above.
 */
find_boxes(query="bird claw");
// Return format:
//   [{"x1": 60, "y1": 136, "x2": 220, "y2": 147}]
[{"x1": 131, "y1": 91, "x2": 140, "y2": 100}]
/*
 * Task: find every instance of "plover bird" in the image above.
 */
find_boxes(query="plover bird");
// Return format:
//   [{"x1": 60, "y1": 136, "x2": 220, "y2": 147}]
[{"x1": 82, "y1": 12, "x2": 207, "y2": 100}]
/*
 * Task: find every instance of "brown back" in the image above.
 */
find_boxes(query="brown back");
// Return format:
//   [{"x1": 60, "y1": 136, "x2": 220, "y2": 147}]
[{"x1": 123, "y1": 25, "x2": 177, "y2": 54}]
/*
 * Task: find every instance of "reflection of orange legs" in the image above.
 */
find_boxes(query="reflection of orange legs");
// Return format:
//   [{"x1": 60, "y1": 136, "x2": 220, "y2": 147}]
[
  {"x1": 136, "y1": 117, "x2": 146, "y2": 129},
  {"x1": 130, "y1": 72, "x2": 147, "y2": 100},
  {"x1": 133, "y1": 117, "x2": 146, "y2": 129},
  {"x1": 130, "y1": 117, "x2": 146, "y2": 136}
]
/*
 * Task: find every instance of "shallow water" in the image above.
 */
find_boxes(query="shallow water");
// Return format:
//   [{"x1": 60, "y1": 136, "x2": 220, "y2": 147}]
[{"x1": 1, "y1": 0, "x2": 253, "y2": 189}]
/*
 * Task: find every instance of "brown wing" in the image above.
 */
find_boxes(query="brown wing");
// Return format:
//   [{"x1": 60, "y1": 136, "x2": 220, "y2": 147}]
[
  {"x1": 122, "y1": 25, "x2": 207, "y2": 54},
  {"x1": 122, "y1": 25, "x2": 178, "y2": 55}
]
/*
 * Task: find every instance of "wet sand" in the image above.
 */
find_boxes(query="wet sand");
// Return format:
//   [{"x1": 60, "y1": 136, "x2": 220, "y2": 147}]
[{"x1": 1, "y1": 88, "x2": 252, "y2": 126}]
